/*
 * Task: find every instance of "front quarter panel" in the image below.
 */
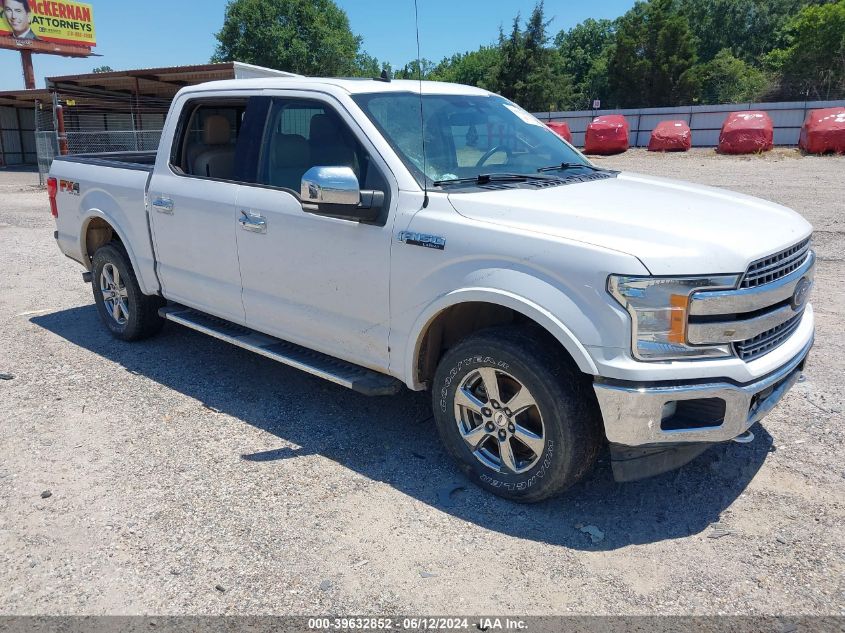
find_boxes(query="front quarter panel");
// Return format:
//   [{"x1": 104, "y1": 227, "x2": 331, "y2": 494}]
[{"x1": 389, "y1": 191, "x2": 649, "y2": 389}]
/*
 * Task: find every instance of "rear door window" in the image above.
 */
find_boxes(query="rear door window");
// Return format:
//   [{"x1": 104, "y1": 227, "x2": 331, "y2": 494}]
[{"x1": 170, "y1": 101, "x2": 247, "y2": 181}]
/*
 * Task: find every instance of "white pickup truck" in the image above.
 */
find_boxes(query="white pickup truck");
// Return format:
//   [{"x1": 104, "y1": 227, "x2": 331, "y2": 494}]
[{"x1": 49, "y1": 78, "x2": 814, "y2": 502}]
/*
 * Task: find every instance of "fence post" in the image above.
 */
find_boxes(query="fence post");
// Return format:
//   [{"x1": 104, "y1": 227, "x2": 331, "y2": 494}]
[
  {"x1": 131, "y1": 111, "x2": 139, "y2": 152},
  {"x1": 635, "y1": 112, "x2": 642, "y2": 147},
  {"x1": 130, "y1": 80, "x2": 139, "y2": 152},
  {"x1": 56, "y1": 106, "x2": 69, "y2": 156},
  {"x1": 802, "y1": 99, "x2": 808, "y2": 141},
  {"x1": 0, "y1": 108, "x2": 5, "y2": 168}
]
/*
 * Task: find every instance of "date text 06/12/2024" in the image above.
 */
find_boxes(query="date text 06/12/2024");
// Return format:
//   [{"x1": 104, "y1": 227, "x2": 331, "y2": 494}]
[{"x1": 306, "y1": 617, "x2": 528, "y2": 630}]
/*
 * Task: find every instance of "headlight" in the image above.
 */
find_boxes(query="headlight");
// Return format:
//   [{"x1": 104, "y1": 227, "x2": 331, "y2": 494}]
[{"x1": 608, "y1": 274, "x2": 740, "y2": 361}]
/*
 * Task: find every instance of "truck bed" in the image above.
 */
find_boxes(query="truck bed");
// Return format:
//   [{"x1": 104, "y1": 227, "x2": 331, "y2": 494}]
[{"x1": 52, "y1": 151, "x2": 156, "y2": 172}]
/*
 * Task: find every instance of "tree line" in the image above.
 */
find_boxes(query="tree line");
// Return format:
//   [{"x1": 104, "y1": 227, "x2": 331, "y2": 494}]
[{"x1": 212, "y1": 0, "x2": 845, "y2": 111}]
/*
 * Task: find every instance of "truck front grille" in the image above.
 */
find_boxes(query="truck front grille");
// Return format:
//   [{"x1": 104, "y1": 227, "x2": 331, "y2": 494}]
[
  {"x1": 734, "y1": 311, "x2": 804, "y2": 361},
  {"x1": 741, "y1": 238, "x2": 811, "y2": 289},
  {"x1": 690, "y1": 239, "x2": 814, "y2": 362}
]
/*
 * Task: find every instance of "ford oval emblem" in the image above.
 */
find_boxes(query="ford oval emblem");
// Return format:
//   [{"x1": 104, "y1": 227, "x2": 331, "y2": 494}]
[{"x1": 791, "y1": 277, "x2": 811, "y2": 310}]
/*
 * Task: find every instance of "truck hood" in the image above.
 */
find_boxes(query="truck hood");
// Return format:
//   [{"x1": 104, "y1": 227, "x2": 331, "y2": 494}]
[{"x1": 447, "y1": 172, "x2": 813, "y2": 275}]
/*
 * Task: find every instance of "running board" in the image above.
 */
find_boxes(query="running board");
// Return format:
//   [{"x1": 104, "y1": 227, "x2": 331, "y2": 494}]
[{"x1": 158, "y1": 305, "x2": 403, "y2": 397}]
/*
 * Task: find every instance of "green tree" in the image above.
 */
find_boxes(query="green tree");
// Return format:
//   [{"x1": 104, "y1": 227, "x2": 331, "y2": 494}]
[
  {"x1": 554, "y1": 18, "x2": 616, "y2": 108},
  {"x1": 354, "y1": 52, "x2": 379, "y2": 77},
  {"x1": 354, "y1": 52, "x2": 393, "y2": 78},
  {"x1": 491, "y1": 2, "x2": 570, "y2": 111},
  {"x1": 678, "y1": 49, "x2": 770, "y2": 103},
  {"x1": 675, "y1": 0, "x2": 812, "y2": 64},
  {"x1": 92, "y1": 65, "x2": 114, "y2": 73},
  {"x1": 765, "y1": 0, "x2": 845, "y2": 99},
  {"x1": 428, "y1": 47, "x2": 501, "y2": 89},
  {"x1": 607, "y1": 0, "x2": 698, "y2": 107},
  {"x1": 394, "y1": 58, "x2": 436, "y2": 80},
  {"x1": 211, "y1": 0, "x2": 363, "y2": 76}
]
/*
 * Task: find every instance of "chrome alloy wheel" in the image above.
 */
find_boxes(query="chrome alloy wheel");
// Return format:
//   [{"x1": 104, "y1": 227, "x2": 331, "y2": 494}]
[
  {"x1": 454, "y1": 367, "x2": 546, "y2": 474},
  {"x1": 99, "y1": 262, "x2": 129, "y2": 325}
]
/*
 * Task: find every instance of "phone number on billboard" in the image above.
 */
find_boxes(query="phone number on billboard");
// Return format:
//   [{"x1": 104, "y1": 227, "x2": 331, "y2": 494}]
[{"x1": 307, "y1": 617, "x2": 471, "y2": 630}]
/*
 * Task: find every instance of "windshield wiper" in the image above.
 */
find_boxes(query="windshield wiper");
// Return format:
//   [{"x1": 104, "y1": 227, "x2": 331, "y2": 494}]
[
  {"x1": 433, "y1": 172, "x2": 560, "y2": 187},
  {"x1": 536, "y1": 162, "x2": 605, "y2": 174}
]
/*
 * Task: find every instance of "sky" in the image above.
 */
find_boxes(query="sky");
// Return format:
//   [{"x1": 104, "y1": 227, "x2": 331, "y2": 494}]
[{"x1": 0, "y1": 0, "x2": 636, "y2": 92}]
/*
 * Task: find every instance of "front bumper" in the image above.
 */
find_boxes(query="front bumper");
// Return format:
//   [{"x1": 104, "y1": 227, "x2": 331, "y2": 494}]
[{"x1": 593, "y1": 336, "x2": 812, "y2": 447}]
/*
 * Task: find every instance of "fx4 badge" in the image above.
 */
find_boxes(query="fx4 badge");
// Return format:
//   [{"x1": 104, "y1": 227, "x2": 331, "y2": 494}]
[
  {"x1": 398, "y1": 231, "x2": 446, "y2": 251},
  {"x1": 59, "y1": 179, "x2": 80, "y2": 196}
]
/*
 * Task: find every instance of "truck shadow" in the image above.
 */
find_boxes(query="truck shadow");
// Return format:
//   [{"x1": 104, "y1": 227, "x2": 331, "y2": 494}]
[{"x1": 33, "y1": 305, "x2": 772, "y2": 551}]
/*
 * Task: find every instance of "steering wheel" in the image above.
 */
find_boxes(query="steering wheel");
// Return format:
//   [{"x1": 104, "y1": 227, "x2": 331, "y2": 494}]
[{"x1": 475, "y1": 145, "x2": 511, "y2": 168}]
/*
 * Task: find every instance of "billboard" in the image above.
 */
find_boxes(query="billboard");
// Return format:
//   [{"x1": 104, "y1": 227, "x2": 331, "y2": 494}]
[{"x1": 1, "y1": 0, "x2": 95, "y2": 49}]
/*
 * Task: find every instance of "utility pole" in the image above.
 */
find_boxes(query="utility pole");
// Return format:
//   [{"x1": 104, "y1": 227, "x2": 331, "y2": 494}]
[{"x1": 21, "y1": 50, "x2": 36, "y2": 89}]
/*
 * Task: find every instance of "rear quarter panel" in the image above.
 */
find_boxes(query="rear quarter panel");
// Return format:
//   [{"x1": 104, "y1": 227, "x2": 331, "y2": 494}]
[{"x1": 51, "y1": 160, "x2": 160, "y2": 295}]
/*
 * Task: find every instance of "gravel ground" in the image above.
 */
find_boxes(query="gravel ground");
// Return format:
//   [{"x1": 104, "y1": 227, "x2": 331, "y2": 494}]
[{"x1": 0, "y1": 149, "x2": 843, "y2": 616}]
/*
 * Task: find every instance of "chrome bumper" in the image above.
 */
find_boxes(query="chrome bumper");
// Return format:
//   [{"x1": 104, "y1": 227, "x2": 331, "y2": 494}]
[{"x1": 594, "y1": 337, "x2": 812, "y2": 446}]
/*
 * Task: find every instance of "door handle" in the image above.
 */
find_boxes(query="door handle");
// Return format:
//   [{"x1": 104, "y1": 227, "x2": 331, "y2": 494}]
[
  {"x1": 239, "y1": 210, "x2": 267, "y2": 234},
  {"x1": 151, "y1": 197, "x2": 174, "y2": 214}
]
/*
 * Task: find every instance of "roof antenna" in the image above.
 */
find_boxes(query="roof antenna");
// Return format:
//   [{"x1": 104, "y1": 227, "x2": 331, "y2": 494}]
[{"x1": 413, "y1": 0, "x2": 429, "y2": 208}]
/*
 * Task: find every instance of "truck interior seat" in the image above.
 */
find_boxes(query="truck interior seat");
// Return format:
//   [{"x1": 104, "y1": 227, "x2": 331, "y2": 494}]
[
  {"x1": 309, "y1": 113, "x2": 359, "y2": 178},
  {"x1": 191, "y1": 115, "x2": 236, "y2": 180},
  {"x1": 269, "y1": 133, "x2": 310, "y2": 191}
]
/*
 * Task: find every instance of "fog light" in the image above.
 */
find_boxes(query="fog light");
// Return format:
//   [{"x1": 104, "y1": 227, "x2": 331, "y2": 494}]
[
  {"x1": 661, "y1": 398, "x2": 728, "y2": 431},
  {"x1": 661, "y1": 401, "x2": 678, "y2": 420}
]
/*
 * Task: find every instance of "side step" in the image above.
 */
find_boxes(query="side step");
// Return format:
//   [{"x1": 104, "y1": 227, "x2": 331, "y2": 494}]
[{"x1": 158, "y1": 305, "x2": 403, "y2": 397}]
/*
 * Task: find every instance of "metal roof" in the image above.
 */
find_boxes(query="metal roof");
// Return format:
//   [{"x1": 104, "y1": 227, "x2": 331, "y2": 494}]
[
  {"x1": 0, "y1": 88, "x2": 52, "y2": 108},
  {"x1": 0, "y1": 62, "x2": 297, "y2": 110},
  {"x1": 45, "y1": 62, "x2": 297, "y2": 99}
]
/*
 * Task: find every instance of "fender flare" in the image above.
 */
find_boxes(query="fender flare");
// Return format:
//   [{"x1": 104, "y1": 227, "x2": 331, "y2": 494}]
[
  {"x1": 404, "y1": 286, "x2": 599, "y2": 390},
  {"x1": 79, "y1": 209, "x2": 157, "y2": 296}
]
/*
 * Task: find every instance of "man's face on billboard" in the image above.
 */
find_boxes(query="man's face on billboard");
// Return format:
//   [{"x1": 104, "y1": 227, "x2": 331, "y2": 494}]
[{"x1": 3, "y1": 0, "x2": 31, "y2": 37}]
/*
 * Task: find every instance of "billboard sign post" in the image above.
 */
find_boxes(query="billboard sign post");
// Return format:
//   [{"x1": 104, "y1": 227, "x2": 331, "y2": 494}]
[{"x1": 1, "y1": 0, "x2": 96, "y2": 89}]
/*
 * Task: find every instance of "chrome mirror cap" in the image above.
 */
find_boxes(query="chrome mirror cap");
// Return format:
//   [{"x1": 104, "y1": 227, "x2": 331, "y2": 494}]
[{"x1": 301, "y1": 166, "x2": 360, "y2": 207}]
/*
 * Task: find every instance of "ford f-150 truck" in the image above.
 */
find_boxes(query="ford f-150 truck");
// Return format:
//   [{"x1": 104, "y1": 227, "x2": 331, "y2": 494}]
[{"x1": 49, "y1": 78, "x2": 814, "y2": 502}]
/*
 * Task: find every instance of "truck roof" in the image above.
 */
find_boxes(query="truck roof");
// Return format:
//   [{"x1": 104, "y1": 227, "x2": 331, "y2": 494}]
[{"x1": 177, "y1": 77, "x2": 492, "y2": 97}]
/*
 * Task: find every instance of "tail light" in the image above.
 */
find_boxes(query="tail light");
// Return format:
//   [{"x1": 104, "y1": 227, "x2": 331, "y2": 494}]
[{"x1": 47, "y1": 177, "x2": 58, "y2": 218}]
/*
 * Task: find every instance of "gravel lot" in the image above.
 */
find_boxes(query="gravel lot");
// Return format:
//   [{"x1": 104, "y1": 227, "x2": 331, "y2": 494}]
[{"x1": 1, "y1": 149, "x2": 843, "y2": 616}]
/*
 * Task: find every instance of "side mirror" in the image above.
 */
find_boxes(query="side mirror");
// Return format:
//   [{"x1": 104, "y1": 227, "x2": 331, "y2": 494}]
[
  {"x1": 301, "y1": 166, "x2": 360, "y2": 208},
  {"x1": 300, "y1": 166, "x2": 384, "y2": 222}
]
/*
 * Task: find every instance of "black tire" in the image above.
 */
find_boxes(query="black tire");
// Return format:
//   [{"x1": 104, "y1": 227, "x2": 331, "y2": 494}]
[
  {"x1": 91, "y1": 242, "x2": 165, "y2": 341},
  {"x1": 432, "y1": 326, "x2": 603, "y2": 503}
]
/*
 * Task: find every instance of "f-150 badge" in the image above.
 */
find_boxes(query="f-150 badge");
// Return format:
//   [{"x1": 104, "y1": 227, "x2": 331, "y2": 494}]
[{"x1": 398, "y1": 231, "x2": 446, "y2": 251}]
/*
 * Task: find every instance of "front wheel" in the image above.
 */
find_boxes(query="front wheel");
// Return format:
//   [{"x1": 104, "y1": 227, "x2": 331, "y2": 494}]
[
  {"x1": 432, "y1": 326, "x2": 603, "y2": 503},
  {"x1": 91, "y1": 242, "x2": 165, "y2": 341}
]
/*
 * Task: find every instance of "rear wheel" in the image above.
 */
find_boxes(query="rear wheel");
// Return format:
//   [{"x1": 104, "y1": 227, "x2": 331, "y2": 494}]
[
  {"x1": 432, "y1": 326, "x2": 603, "y2": 502},
  {"x1": 92, "y1": 243, "x2": 165, "y2": 341}
]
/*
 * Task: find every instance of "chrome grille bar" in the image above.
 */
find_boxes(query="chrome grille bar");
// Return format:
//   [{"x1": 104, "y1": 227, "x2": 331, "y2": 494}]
[
  {"x1": 741, "y1": 237, "x2": 811, "y2": 288},
  {"x1": 690, "y1": 251, "x2": 814, "y2": 316},
  {"x1": 688, "y1": 304, "x2": 801, "y2": 345},
  {"x1": 734, "y1": 312, "x2": 804, "y2": 361}
]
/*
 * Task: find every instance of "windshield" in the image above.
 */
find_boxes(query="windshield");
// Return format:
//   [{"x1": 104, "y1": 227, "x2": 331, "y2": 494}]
[{"x1": 352, "y1": 92, "x2": 589, "y2": 187}]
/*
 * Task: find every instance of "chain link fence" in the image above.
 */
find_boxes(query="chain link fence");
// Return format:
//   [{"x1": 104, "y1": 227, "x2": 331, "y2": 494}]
[
  {"x1": 34, "y1": 89, "x2": 169, "y2": 184},
  {"x1": 34, "y1": 100, "x2": 57, "y2": 186},
  {"x1": 63, "y1": 129, "x2": 163, "y2": 155}
]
